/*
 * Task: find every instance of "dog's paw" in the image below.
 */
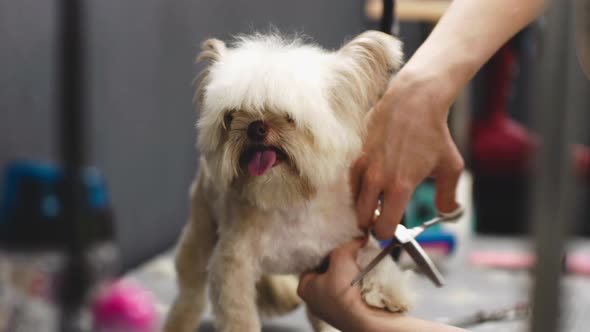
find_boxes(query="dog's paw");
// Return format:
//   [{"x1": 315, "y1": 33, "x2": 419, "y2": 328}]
[
  {"x1": 256, "y1": 274, "x2": 302, "y2": 316},
  {"x1": 358, "y1": 247, "x2": 413, "y2": 313},
  {"x1": 360, "y1": 276, "x2": 411, "y2": 313}
]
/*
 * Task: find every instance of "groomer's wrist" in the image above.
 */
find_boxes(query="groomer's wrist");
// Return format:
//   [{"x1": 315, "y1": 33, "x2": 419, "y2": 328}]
[
  {"x1": 338, "y1": 303, "x2": 395, "y2": 332},
  {"x1": 412, "y1": 57, "x2": 465, "y2": 103},
  {"x1": 338, "y1": 301, "x2": 376, "y2": 332},
  {"x1": 402, "y1": 32, "x2": 482, "y2": 105},
  {"x1": 327, "y1": 300, "x2": 378, "y2": 332},
  {"x1": 386, "y1": 64, "x2": 456, "y2": 119},
  {"x1": 351, "y1": 307, "x2": 406, "y2": 332}
]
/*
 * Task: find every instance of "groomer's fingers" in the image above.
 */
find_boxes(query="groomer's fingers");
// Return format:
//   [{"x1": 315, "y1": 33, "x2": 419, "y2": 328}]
[
  {"x1": 434, "y1": 145, "x2": 463, "y2": 214},
  {"x1": 374, "y1": 182, "x2": 413, "y2": 240},
  {"x1": 349, "y1": 156, "x2": 366, "y2": 201},
  {"x1": 329, "y1": 238, "x2": 365, "y2": 261},
  {"x1": 355, "y1": 169, "x2": 382, "y2": 229}
]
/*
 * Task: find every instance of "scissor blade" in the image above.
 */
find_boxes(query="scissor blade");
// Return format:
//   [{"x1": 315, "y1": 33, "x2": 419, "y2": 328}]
[
  {"x1": 350, "y1": 241, "x2": 398, "y2": 286},
  {"x1": 403, "y1": 238, "x2": 445, "y2": 287}
]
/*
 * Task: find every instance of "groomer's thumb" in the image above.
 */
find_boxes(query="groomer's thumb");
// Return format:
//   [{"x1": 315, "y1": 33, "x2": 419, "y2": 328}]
[
  {"x1": 297, "y1": 271, "x2": 318, "y2": 298},
  {"x1": 434, "y1": 147, "x2": 464, "y2": 213},
  {"x1": 332, "y1": 237, "x2": 366, "y2": 258}
]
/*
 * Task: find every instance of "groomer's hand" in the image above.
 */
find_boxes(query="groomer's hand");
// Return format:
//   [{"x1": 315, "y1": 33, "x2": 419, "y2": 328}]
[
  {"x1": 298, "y1": 238, "x2": 469, "y2": 332},
  {"x1": 351, "y1": 68, "x2": 463, "y2": 240},
  {"x1": 350, "y1": 0, "x2": 546, "y2": 239},
  {"x1": 298, "y1": 238, "x2": 367, "y2": 331}
]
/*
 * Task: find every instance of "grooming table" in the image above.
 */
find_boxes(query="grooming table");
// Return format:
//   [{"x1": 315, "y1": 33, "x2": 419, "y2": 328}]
[{"x1": 127, "y1": 236, "x2": 590, "y2": 331}]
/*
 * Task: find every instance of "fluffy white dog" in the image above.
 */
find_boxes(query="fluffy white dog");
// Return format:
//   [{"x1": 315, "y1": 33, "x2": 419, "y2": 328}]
[{"x1": 163, "y1": 31, "x2": 412, "y2": 332}]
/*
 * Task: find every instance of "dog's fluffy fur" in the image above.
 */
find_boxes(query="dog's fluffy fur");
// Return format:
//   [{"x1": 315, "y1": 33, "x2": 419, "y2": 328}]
[{"x1": 163, "y1": 31, "x2": 412, "y2": 332}]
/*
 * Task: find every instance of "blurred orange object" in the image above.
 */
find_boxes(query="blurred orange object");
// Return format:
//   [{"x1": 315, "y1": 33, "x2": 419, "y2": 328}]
[{"x1": 365, "y1": 0, "x2": 451, "y2": 23}]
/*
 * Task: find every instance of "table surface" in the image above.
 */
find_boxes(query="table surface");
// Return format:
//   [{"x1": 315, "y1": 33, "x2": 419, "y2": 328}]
[{"x1": 129, "y1": 236, "x2": 590, "y2": 331}]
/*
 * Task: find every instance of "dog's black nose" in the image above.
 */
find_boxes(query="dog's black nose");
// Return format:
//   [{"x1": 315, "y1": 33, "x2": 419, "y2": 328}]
[{"x1": 247, "y1": 120, "x2": 268, "y2": 141}]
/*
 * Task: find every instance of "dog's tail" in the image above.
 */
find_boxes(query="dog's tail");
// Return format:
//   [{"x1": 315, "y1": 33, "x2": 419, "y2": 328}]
[{"x1": 256, "y1": 274, "x2": 302, "y2": 317}]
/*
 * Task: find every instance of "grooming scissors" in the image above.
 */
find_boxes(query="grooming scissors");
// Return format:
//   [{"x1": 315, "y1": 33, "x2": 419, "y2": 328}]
[{"x1": 351, "y1": 205, "x2": 464, "y2": 287}]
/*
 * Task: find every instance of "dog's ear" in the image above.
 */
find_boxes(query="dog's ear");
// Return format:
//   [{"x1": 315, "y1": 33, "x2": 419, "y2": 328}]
[
  {"x1": 197, "y1": 38, "x2": 227, "y2": 63},
  {"x1": 195, "y1": 38, "x2": 227, "y2": 105},
  {"x1": 333, "y1": 31, "x2": 403, "y2": 112}
]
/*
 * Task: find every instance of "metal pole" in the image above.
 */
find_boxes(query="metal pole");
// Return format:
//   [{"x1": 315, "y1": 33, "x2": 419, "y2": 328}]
[
  {"x1": 380, "y1": 0, "x2": 395, "y2": 34},
  {"x1": 57, "y1": 0, "x2": 90, "y2": 330},
  {"x1": 529, "y1": 1, "x2": 577, "y2": 332}
]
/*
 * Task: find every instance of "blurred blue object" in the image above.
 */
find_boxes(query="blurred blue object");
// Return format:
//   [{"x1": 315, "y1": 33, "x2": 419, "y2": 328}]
[
  {"x1": 0, "y1": 161, "x2": 112, "y2": 249},
  {"x1": 380, "y1": 181, "x2": 456, "y2": 256},
  {"x1": 0, "y1": 161, "x2": 59, "y2": 223},
  {"x1": 406, "y1": 181, "x2": 439, "y2": 230}
]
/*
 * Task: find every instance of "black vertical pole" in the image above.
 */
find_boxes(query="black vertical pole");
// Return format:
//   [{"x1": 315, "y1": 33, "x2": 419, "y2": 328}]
[
  {"x1": 380, "y1": 0, "x2": 395, "y2": 34},
  {"x1": 57, "y1": 0, "x2": 90, "y2": 330},
  {"x1": 380, "y1": 0, "x2": 404, "y2": 261},
  {"x1": 59, "y1": 0, "x2": 84, "y2": 166}
]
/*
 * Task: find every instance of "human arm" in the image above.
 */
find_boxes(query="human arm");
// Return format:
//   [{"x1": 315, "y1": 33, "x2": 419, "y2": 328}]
[
  {"x1": 353, "y1": 0, "x2": 547, "y2": 239},
  {"x1": 297, "y1": 239, "x2": 467, "y2": 332}
]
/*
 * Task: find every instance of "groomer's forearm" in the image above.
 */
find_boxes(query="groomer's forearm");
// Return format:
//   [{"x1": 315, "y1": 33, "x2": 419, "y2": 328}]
[{"x1": 402, "y1": 0, "x2": 546, "y2": 104}]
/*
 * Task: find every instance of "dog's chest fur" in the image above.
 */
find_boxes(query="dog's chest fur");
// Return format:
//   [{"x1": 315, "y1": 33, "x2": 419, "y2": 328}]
[
  {"x1": 209, "y1": 176, "x2": 363, "y2": 275},
  {"x1": 258, "y1": 185, "x2": 363, "y2": 274}
]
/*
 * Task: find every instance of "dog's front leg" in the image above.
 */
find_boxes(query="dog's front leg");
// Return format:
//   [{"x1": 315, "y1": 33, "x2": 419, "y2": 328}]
[
  {"x1": 209, "y1": 235, "x2": 260, "y2": 332},
  {"x1": 163, "y1": 171, "x2": 217, "y2": 332}
]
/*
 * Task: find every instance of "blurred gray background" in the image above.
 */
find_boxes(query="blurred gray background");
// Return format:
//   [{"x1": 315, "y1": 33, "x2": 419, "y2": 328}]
[
  {"x1": 0, "y1": 0, "x2": 372, "y2": 269},
  {"x1": 1, "y1": 0, "x2": 588, "y2": 271}
]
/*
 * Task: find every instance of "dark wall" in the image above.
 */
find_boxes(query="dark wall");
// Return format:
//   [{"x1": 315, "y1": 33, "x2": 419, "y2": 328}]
[
  {"x1": 0, "y1": 1, "x2": 57, "y2": 163},
  {"x1": 0, "y1": 0, "x2": 369, "y2": 269}
]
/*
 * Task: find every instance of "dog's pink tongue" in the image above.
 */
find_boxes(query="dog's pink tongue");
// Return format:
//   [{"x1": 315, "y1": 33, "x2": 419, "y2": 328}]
[{"x1": 248, "y1": 150, "x2": 277, "y2": 176}]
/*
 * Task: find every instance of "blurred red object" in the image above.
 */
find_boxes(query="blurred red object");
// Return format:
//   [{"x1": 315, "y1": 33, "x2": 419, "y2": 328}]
[
  {"x1": 471, "y1": 45, "x2": 590, "y2": 180},
  {"x1": 573, "y1": 144, "x2": 590, "y2": 180},
  {"x1": 471, "y1": 46, "x2": 537, "y2": 175}
]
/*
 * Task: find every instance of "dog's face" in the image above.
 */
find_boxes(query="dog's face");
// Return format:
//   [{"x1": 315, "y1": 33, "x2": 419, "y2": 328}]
[{"x1": 196, "y1": 32, "x2": 403, "y2": 209}]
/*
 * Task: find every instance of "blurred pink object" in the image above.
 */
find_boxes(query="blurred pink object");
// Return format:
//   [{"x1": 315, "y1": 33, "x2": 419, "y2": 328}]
[
  {"x1": 469, "y1": 251, "x2": 590, "y2": 277},
  {"x1": 92, "y1": 280, "x2": 158, "y2": 332},
  {"x1": 566, "y1": 253, "x2": 590, "y2": 276},
  {"x1": 469, "y1": 251, "x2": 535, "y2": 270}
]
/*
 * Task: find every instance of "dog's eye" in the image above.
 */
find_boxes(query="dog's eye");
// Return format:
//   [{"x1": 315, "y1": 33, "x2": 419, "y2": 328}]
[
  {"x1": 223, "y1": 112, "x2": 233, "y2": 128},
  {"x1": 286, "y1": 114, "x2": 295, "y2": 123}
]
